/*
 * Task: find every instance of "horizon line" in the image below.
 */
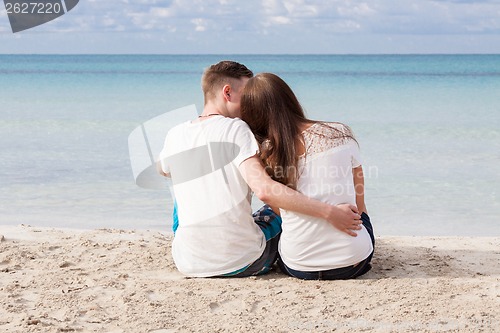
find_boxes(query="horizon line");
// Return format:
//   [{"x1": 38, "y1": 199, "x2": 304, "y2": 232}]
[{"x1": 1, "y1": 52, "x2": 499, "y2": 56}]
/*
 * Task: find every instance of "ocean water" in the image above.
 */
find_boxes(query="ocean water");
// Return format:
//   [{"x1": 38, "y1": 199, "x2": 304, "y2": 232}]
[{"x1": 0, "y1": 54, "x2": 499, "y2": 236}]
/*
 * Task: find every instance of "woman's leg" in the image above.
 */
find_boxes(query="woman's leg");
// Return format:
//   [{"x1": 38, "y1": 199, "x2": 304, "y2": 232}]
[
  {"x1": 279, "y1": 212, "x2": 375, "y2": 280},
  {"x1": 278, "y1": 259, "x2": 361, "y2": 280}
]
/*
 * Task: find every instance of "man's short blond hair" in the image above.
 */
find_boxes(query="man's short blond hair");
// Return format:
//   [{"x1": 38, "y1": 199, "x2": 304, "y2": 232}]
[{"x1": 201, "y1": 61, "x2": 253, "y2": 101}]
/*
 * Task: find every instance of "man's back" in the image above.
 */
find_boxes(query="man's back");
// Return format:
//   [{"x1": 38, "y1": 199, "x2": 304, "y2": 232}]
[{"x1": 159, "y1": 115, "x2": 264, "y2": 277}]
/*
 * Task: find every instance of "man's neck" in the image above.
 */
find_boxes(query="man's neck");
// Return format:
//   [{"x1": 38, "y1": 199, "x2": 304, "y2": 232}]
[
  {"x1": 193, "y1": 103, "x2": 222, "y2": 122},
  {"x1": 199, "y1": 102, "x2": 225, "y2": 118}
]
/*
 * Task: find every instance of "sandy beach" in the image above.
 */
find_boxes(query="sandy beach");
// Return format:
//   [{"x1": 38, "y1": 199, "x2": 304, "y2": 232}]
[{"x1": 0, "y1": 225, "x2": 498, "y2": 333}]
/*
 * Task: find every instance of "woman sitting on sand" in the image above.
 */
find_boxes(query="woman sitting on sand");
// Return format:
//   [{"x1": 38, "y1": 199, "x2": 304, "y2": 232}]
[{"x1": 240, "y1": 73, "x2": 375, "y2": 280}]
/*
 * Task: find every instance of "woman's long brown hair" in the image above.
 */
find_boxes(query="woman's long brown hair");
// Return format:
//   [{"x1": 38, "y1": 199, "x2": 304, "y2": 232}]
[
  {"x1": 241, "y1": 73, "x2": 356, "y2": 190},
  {"x1": 240, "y1": 73, "x2": 313, "y2": 189}
]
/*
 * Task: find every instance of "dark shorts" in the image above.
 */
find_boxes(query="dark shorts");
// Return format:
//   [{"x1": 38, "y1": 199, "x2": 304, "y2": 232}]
[{"x1": 278, "y1": 212, "x2": 375, "y2": 280}]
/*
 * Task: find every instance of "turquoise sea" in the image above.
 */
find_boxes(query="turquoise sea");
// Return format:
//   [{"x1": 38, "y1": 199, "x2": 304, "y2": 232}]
[{"x1": 0, "y1": 54, "x2": 499, "y2": 236}]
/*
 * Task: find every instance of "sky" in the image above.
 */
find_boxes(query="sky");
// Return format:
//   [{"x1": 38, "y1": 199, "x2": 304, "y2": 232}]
[{"x1": 1, "y1": 0, "x2": 500, "y2": 54}]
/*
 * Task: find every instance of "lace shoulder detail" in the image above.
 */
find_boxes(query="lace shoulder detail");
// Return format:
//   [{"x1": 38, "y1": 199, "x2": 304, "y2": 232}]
[{"x1": 302, "y1": 122, "x2": 355, "y2": 156}]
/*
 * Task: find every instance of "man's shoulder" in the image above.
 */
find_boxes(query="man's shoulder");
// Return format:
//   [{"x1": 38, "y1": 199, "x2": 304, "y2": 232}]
[
  {"x1": 202, "y1": 116, "x2": 253, "y2": 135},
  {"x1": 221, "y1": 117, "x2": 252, "y2": 131},
  {"x1": 165, "y1": 117, "x2": 254, "y2": 143},
  {"x1": 214, "y1": 116, "x2": 247, "y2": 125},
  {"x1": 165, "y1": 120, "x2": 191, "y2": 139}
]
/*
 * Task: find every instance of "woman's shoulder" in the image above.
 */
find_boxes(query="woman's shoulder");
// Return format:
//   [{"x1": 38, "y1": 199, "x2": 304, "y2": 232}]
[
  {"x1": 305, "y1": 121, "x2": 355, "y2": 139},
  {"x1": 302, "y1": 121, "x2": 357, "y2": 156}
]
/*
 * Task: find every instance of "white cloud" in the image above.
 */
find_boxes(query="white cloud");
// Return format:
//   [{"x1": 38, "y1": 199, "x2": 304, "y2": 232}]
[
  {"x1": 270, "y1": 16, "x2": 292, "y2": 25},
  {"x1": 262, "y1": 0, "x2": 287, "y2": 16},
  {"x1": 14, "y1": 0, "x2": 497, "y2": 35},
  {"x1": 282, "y1": 0, "x2": 319, "y2": 17},
  {"x1": 1, "y1": 0, "x2": 500, "y2": 53},
  {"x1": 150, "y1": 7, "x2": 173, "y2": 18},
  {"x1": 337, "y1": 3, "x2": 376, "y2": 17},
  {"x1": 190, "y1": 18, "x2": 209, "y2": 32}
]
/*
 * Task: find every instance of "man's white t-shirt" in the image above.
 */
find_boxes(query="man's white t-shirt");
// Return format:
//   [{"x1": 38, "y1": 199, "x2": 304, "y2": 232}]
[
  {"x1": 279, "y1": 122, "x2": 373, "y2": 271},
  {"x1": 159, "y1": 116, "x2": 264, "y2": 277}
]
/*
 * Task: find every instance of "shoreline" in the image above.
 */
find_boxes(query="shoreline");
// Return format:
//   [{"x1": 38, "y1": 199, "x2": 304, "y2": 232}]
[{"x1": 1, "y1": 225, "x2": 499, "y2": 332}]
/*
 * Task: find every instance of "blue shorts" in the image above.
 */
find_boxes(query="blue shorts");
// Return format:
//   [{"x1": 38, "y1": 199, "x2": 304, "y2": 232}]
[{"x1": 222, "y1": 205, "x2": 282, "y2": 277}]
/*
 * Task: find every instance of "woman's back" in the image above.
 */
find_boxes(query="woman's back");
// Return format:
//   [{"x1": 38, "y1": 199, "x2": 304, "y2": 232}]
[{"x1": 278, "y1": 122, "x2": 373, "y2": 271}]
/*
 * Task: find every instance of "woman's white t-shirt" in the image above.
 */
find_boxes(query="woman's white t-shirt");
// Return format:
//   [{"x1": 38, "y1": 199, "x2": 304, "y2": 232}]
[{"x1": 279, "y1": 122, "x2": 373, "y2": 271}]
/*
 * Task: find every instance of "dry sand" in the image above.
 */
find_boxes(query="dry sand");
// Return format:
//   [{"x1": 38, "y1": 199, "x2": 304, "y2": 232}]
[{"x1": 0, "y1": 225, "x2": 498, "y2": 332}]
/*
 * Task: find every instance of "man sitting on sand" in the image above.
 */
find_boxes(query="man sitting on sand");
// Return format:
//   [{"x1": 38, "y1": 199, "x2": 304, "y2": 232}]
[{"x1": 158, "y1": 61, "x2": 362, "y2": 278}]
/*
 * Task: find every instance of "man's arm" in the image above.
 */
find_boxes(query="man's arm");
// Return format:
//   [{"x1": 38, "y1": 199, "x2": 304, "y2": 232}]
[
  {"x1": 239, "y1": 156, "x2": 362, "y2": 237},
  {"x1": 157, "y1": 161, "x2": 170, "y2": 177}
]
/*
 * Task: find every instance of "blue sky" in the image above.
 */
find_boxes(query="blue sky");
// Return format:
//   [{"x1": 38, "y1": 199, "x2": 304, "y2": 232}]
[{"x1": 1, "y1": 0, "x2": 500, "y2": 54}]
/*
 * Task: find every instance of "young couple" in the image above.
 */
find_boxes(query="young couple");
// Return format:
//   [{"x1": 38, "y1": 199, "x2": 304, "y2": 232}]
[{"x1": 159, "y1": 61, "x2": 374, "y2": 280}]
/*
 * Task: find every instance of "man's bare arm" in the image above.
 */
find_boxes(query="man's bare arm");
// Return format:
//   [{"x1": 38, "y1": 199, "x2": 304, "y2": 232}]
[{"x1": 157, "y1": 161, "x2": 170, "y2": 178}]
